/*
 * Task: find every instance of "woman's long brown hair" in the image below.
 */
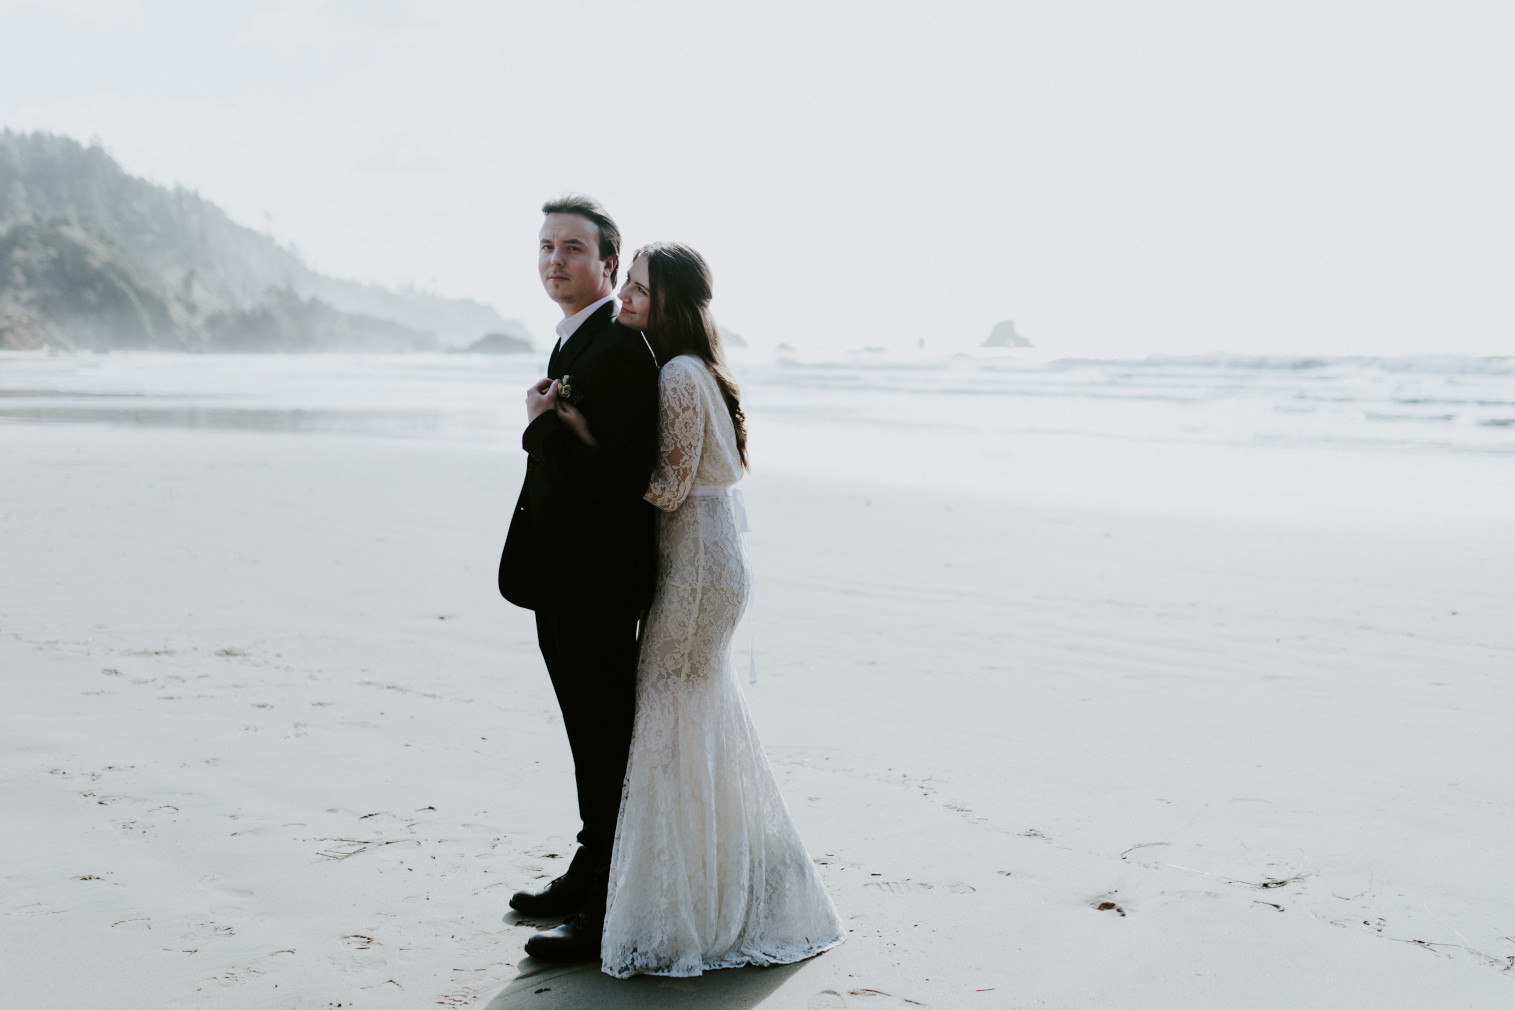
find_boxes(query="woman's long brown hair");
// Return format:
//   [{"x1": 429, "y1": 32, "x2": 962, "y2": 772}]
[{"x1": 635, "y1": 242, "x2": 748, "y2": 469}]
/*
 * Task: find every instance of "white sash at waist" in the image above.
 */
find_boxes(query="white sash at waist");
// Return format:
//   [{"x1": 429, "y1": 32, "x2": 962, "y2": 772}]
[{"x1": 687, "y1": 484, "x2": 749, "y2": 533}]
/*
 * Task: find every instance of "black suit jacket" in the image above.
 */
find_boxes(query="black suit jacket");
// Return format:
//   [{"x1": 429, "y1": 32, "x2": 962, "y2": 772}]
[{"x1": 498, "y1": 301, "x2": 660, "y2": 616}]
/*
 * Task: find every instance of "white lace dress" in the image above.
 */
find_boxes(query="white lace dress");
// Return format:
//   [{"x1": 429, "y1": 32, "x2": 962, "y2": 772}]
[{"x1": 600, "y1": 354, "x2": 846, "y2": 979}]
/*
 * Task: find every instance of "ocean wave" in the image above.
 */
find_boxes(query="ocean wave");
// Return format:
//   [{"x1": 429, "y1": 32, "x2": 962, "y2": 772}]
[
  {"x1": 1058, "y1": 354, "x2": 1515, "y2": 376},
  {"x1": 759, "y1": 352, "x2": 1515, "y2": 381}
]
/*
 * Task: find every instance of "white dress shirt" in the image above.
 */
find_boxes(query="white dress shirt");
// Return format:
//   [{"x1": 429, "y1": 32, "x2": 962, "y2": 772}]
[{"x1": 554, "y1": 293, "x2": 617, "y2": 352}]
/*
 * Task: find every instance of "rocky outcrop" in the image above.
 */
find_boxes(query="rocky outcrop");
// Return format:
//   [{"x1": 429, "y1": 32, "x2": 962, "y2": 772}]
[
  {"x1": 457, "y1": 331, "x2": 534, "y2": 354},
  {"x1": 982, "y1": 319, "x2": 1033, "y2": 348}
]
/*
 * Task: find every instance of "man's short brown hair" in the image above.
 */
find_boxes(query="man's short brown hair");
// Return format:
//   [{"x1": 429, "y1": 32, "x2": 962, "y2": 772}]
[{"x1": 542, "y1": 194, "x2": 621, "y2": 286}]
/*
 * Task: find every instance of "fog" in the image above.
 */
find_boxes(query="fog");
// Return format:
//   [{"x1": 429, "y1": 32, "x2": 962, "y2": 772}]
[{"x1": 3, "y1": 0, "x2": 1511, "y2": 358}]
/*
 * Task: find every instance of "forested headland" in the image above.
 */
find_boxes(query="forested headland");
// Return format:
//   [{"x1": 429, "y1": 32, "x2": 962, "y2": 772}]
[{"x1": 0, "y1": 131, "x2": 531, "y2": 353}]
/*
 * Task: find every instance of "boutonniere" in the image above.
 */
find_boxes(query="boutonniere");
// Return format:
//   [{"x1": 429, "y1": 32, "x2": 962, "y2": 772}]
[{"x1": 557, "y1": 374, "x2": 584, "y2": 407}]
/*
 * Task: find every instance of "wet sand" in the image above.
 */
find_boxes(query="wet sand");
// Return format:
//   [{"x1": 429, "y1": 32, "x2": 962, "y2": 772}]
[{"x1": 3, "y1": 420, "x2": 1513, "y2": 1008}]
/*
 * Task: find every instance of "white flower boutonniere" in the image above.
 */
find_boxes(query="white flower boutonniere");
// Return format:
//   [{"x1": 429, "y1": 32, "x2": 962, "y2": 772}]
[{"x1": 557, "y1": 374, "x2": 583, "y2": 407}]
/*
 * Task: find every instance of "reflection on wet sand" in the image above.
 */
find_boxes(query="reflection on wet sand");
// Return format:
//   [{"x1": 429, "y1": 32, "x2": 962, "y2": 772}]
[
  {"x1": 0, "y1": 404, "x2": 504, "y2": 440},
  {"x1": 0, "y1": 388, "x2": 152, "y2": 399}
]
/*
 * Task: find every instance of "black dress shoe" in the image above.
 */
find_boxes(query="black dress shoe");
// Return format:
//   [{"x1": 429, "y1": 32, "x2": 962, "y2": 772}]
[
  {"x1": 524, "y1": 908, "x2": 603, "y2": 962},
  {"x1": 509, "y1": 872, "x2": 589, "y2": 917}
]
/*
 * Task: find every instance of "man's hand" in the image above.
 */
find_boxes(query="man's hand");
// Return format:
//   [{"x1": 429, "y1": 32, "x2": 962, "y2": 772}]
[{"x1": 526, "y1": 378, "x2": 558, "y2": 422}]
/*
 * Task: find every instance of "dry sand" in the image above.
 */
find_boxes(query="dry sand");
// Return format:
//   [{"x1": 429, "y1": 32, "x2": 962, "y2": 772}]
[{"x1": 3, "y1": 421, "x2": 1512, "y2": 1008}]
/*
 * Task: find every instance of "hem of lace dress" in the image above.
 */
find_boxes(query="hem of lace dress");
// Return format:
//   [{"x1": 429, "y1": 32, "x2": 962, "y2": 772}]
[{"x1": 599, "y1": 931, "x2": 846, "y2": 980}]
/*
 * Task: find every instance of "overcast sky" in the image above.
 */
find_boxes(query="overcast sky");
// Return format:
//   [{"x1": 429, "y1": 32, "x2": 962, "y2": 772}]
[{"x1": 3, "y1": 0, "x2": 1511, "y2": 357}]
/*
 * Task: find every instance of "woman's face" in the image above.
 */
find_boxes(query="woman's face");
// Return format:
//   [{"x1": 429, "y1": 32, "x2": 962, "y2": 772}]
[{"x1": 617, "y1": 255, "x2": 652, "y2": 331}]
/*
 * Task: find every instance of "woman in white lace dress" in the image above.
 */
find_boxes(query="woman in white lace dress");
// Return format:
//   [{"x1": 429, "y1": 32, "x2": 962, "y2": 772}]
[{"x1": 554, "y1": 242, "x2": 845, "y2": 978}]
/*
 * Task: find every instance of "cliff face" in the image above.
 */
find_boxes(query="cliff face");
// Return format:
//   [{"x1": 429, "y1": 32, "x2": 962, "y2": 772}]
[
  {"x1": 0, "y1": 218, "x2": 190, "y2": 349},
  {"x1": 0, "y1": 131, "x2": 530, "y2": 351}
]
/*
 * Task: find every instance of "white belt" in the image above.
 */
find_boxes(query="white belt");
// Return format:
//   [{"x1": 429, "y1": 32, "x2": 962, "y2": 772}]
[{"x1": 687, "y1": 485, "x2": 749, "y2": 533}]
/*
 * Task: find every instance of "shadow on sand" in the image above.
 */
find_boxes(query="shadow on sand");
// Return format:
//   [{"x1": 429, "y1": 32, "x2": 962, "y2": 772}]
[{"x1": 481, "y1": 956, "x2": 806, "y2": 1010}]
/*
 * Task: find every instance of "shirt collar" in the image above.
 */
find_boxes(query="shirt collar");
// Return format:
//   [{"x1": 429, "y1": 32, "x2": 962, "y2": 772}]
[{"x1": 554, "y1": 293, "x2": 616, "y2": 346}]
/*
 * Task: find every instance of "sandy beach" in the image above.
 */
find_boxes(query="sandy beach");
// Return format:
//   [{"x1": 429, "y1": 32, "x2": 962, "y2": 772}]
[
  {"x1": 7, "y1": 1, "x2": 1514, "y2": 1001},
  {"x1": 4, "y1": 406, "x2": 1513, "y2": 1008}
]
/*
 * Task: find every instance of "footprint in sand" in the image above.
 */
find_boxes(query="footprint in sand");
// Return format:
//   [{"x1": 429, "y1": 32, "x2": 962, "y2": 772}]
[
  {"x1": 808, "y1": 989, "x2": 930, "y2": 1009},
  {"x1": 863, "y1": 880, "x2": 975, "y2": 895},
  {"x1": 435, "y1": 987, "x2": 478, "y2": 1009},
  {"x1": 331, "y1": 933, "x2": 387, "y2": 974},
  {"x1": 206, "y1": 961, "x2": 273, "y2": 989}
]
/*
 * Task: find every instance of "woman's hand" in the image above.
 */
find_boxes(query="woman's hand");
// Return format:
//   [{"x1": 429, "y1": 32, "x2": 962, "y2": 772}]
[{"x1": 555, "y1": 396, "x2": 599, "y2": 447}]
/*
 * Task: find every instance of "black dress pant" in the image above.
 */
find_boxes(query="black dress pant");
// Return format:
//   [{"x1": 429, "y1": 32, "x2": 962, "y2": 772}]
[{"x1": 534, "y1": 609, "x2": 639, "y2": 901}]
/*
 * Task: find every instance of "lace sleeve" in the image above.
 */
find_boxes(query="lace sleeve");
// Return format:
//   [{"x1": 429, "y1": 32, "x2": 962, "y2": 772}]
[{"x1": 644, "y1": 360, "x2": 703, "y2": 512}]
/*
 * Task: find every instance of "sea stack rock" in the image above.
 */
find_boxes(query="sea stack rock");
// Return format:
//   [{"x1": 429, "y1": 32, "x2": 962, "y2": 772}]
[
  {"x1": 982, "y1": 320, "x2": 1033, "y2": 348},
  {"x1": 461, "y1": 331, "x2": 534, "y2": 354}
]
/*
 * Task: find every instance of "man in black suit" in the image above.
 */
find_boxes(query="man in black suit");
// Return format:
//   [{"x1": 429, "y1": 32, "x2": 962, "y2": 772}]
[{"x1": 498, "y1": 195, "x2": 659, "y2": 960}]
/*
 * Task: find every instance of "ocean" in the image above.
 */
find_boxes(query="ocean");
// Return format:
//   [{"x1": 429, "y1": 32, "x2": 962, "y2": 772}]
[{"x1": 4, "y1": 350, "x2": 1511, "y2": 523}]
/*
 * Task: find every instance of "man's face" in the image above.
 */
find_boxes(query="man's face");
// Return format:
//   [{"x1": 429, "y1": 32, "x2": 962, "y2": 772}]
[{"x1": 539, "y1": 213, "x2": 615, "y2": 315}]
